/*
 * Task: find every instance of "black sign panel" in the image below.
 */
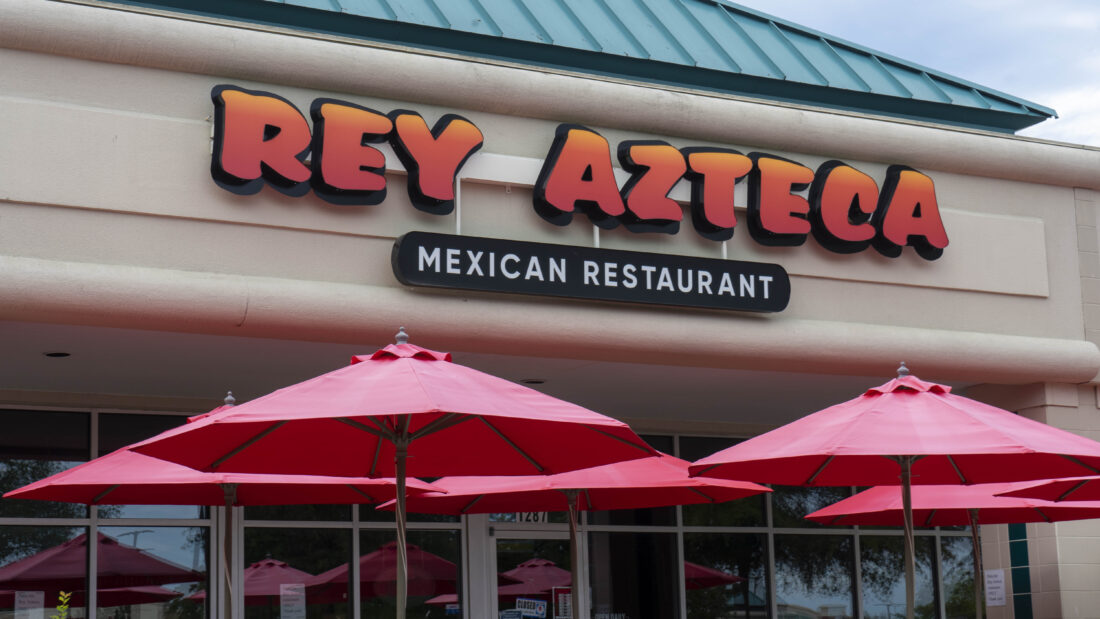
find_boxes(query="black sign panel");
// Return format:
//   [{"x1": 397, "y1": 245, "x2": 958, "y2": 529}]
[{"x1": 392, "y1": 232, "x2": 790, "y2": 313}]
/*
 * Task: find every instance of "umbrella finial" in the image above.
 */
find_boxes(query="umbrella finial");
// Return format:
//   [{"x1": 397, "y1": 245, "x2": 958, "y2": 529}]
[
  {"x1": 897, "y1": 362, "x2": 910, "y2": 378},
  {"x1": 224, "y1": 391, "x2": 236, "y2": 407},
  {"x1": 396, "y1": 327, "x2": 409, "y2": 345}
]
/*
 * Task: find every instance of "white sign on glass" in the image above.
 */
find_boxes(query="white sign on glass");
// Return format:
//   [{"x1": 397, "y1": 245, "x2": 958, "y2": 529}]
[
  {"x1": 280, "y1": 583, "x2": 306, "y2": 619},
  {"x1": 15, "y1": 591, "x2": 44, "y2": 619},
  {"x1": 985, "y1": 569, "x2": 1006, "y2": 606}
]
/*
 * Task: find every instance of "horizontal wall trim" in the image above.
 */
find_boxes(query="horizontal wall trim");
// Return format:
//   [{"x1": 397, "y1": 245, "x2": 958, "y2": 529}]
[
  {"x1": 1, "y1": 254, "x2": 1096, "y2": 385},
  {"x1": 2, "y1": 0, "x2": 1099, "y2": 191}
]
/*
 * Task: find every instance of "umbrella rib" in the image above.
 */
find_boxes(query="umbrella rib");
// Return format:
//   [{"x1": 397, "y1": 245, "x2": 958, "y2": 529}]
[
  {"x1": 923, "y1": 509, "x2": 936, "y2": 527},
  {"x1": 584, "y1": 425, "x2": 653, "y2": 453},
  {"x1": 945, "y1": 455, "x2": 969, "y2": 483},
  {"x1": 337, "y1": 417, "x2": 397, "y2": 442},
  {"x1": 1059, "y1": 480, "x2": 1089, "y2": 501},
  {"x1": 1034, "y1": 508, "x2": 1052, "y2": 523},
  {"x1": 583, "y1": 488, "x2": 594, "y2": 511},
  {"x1": 1059, "y1": 454, "x2": 1100, "y2": 475},
  {"x1": 461, "y1": 495, "x2": 484, "y2": 514},
  {"x1": 410, "y1": 413, "x2": 471, "y2": 441},
  {"x1": 805, "y1": 456, "x2": 834, "y2": 485},
  {"x1": 478, "y1": 417, "x2": 545, "y2": 473},
  {"x1": 93, "y1": 484, "x2": 120, "y2": 504},
  {"x1": 210, "y1": 421, "x2": 287, "y2": 470},
  {"x1": 686, "y1": 487, "x2": 719, "y2": 503},
  {"x1": 369, "y1": 439, "x2": 383, "y2": 477},
  {"x1": 346, "y1": 485, "x2": 376, "y2": 503}
]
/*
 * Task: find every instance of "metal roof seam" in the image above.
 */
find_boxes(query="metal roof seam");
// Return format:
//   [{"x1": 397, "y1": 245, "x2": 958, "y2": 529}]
[
  {"x1": 669, "y1": 0, "x2": 742, "y2": 72},
  {"x1": 915, "y1": 69, "x2": 956, "y2": 104},
  {"x1": 768, "y1": 21, "x2": 829, "y2": 87},
  {"x1": 866, "y1": 55, "x2": 915, "y2": 99},
  {"x1": 817, "y1": 38, "x2": 872, "y2": 93},
  {"x1": 634, "y1": 0, "x2": 699, "y2": 67},
  {"x1": 591, "y1": 0, "x2": 654, "y2": 60},
  {"x1": 554, "y1": 0, "x2": 605, "y2": 52},
  {"x1": 713, "y1": 3, "x2": 786, "y2": 80},
  {"x1": 511, "y1": 0, "x2": 556, "y2": 45},
  {"x1": 464, "y1": 0, "x2": 504, "y2": 38}
]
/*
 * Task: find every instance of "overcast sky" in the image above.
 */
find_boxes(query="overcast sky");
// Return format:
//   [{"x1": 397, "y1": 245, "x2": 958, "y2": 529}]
[{"x1": 729, "y1": 0, "x2": 1100, "y2": 147}]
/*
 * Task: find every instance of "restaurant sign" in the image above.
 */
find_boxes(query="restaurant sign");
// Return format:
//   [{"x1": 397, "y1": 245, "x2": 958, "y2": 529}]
[
  {"x1": 208, "y1": 85, "x2": 948, "y2": 311},
  {"x1": 394, "y1": 232, "x2": 789, "y2": 312}
]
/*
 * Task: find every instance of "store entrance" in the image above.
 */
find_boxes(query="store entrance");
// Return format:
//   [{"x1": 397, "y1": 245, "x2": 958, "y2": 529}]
[{"x1": 489, "y1": 517, "x2": 573, "y2": 619}]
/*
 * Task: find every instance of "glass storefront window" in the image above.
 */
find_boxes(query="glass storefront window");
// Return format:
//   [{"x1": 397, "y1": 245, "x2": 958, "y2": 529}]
[
  {"x1": 679, "y1": 437, "x2": 765, "y2": 527},
  {"x1": 774, "y1": 533, "x2": 856, "y2": 619},
  {"x1": 244, "y1": 505, "x2": 352, "y2": 522},
  {"x1": 859, "y1": 535, "x2": 936, "y2": 619},
  {"x1": 495, "y1": 537, "x2": 570, "y2": 619},
  {"x1": 772, "y1": 486, "x2": 853, "y2": 529},
  {"x1": 0, "y1": 411, "x2": 89, "y2": 519},
  {"x1": 96, "y1": 526, "x2": 208, "y2": 619},
  {"x1": 0, "y1": 526, "x2": 87, "y2": 619},
  {"x1": 244, "y1": 527, "x2": 352, "y2": 619},
  {"x1": 587, "y1": 532, "x2": 678, "y2": 619},
  {"x1": 939, "y1": 535, "x2": 977, "y2": 619},
  {"x1": 358, "y1": 529, "x2": 461, "y2": 619},
  {"x1": 683, "y1": 532, "x2": 768, "y2": 619}
]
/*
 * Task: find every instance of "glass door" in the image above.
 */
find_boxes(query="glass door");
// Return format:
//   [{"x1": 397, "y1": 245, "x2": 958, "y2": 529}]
[{"x1": 490, "y1": 524, "x2": 573, "y2": 619}]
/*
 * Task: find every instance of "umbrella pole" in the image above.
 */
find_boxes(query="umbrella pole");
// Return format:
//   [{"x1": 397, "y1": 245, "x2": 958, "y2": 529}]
[
  {"x1": 564, "y1": 490, "x2": 581, "y2": 619},
  {"x1": 222, "y1": 483, "x2": 238, "y2": 619},
  {"x1": 900, "y1": 457, "x2": 916, "y2": 619},
  {"x1": 395, "y1": 437, "x2": 409, "y2": 619},
  {"x1": 969, "y1": 509, "x2": 983, "y2": 619}
]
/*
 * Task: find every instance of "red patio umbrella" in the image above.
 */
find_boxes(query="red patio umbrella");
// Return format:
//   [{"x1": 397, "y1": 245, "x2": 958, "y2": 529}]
[
  {"x1": 383, "y1": 453, "x2": 769, "y2": 619},
  {"x1": 305, "y1": 542, "x2": 456, "y2": 603},
  {"x1": 688, "y1": 364, "x2": 1100, "y2": 619},
  {"x1": 0, "y1": 586, "x2": 181, "y2": 609},
  {"x1": 995, "y1": 476, "x2": 1100, "y2": 502},
  {"x1": 4, "y1": 441, "x2": 440, "y2": 619},
  {"x1": 804, "y1": 483, "x2": 1100, "y2": 618},
  {"x1": 188, "y1": 557, "x2": 312, "y2": 606},
  {"x1": 132, "y1": 328, "x2": 658, "y2": 618},
  {"x1": 0, "y1": 532, "x2": 201, "y2": 591},
  {"x1": 683, "y1": 561, "x2": 744, "y2": 590}
]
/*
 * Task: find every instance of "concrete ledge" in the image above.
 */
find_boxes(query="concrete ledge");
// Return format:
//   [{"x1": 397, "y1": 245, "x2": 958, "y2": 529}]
[{"x1": 2, "y1": 254, "x2": 1097, "y2": 385}]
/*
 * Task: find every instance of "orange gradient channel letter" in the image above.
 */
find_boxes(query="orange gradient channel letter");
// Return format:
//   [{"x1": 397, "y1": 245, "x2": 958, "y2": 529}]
[
  {"x1": 391, "y1": 112, "x2": 484, "y2": 211},
  {"x1": 213, "y1": 87, "x2": 311, "y2": 191}
]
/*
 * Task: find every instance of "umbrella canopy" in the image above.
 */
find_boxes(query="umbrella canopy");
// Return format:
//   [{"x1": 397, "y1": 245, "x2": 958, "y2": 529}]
[
  {"x1": 3, "y1": 448, "x2": 442, "y2": 506},
  {"x1": 683, "y1": 561, "x2": 744, "y2": 590},
  {"x1": 500, "y1": 558, "x2": 571, "y2": 592},
  {"x1": 306, "y1": 542, "x2": 456, "y2": 601},
  {"x1": 688, "y1": 364, "x2": 1100, "y2": 619},
  {"x1": 131, "y1": 328, "x2": 658, "y2": 618},
  {"x1": 689, "y1": 371, "x2": 1100, "y2": 486},
  {"x1": 0, "y1": 586, "x2": 182, "y2": 609},
  {"x1": 386, "y1": 453, "x2": 768, "y2": 619},
  {"x1": 386, "y1": 453, "x2": 769, "y2": 514},
  {"x1": 189, "y1": 558, "x2": 313, "y2": 605},
  {"x1": 805, "y1": 483, "x2": 1100, "y2": 527},
  {"x1": 995, "y1": 476, "x2": 1100, "y2": 502},
  {"x1": 132, "y1": 333, "x2": 656, "y2": 479},
  {"x1": 0, "y1": 532, "x2": 202, "y2": 590}
]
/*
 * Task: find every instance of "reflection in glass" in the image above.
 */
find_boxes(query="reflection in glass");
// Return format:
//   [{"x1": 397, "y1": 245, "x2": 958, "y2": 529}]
[
  {"x1": 244, "y1": 527, "x2": 351, "y2": 619},
  {"x1": 0, "y1": 411, "x2": 89, "y2": 519},
  {"x1": 358, "y1": 529, "x2": 460, "y2": 619},
  {"x1": 0, "y1": 526, "x2": 87, "y2": 618},
  {"x1": 772, "y1": 486, "x2": 853, "y2": 529},
  {"x1": 860, "y1": 535, "x2": 936, "y2": 619},
  {"x1": 495, "y1": 539, "x2": 571, "y2": 619},
  {"x1": 588, "y1": 532, "x2": 678, "y2": 619},
  {"x1": 97, "y1": 526, "x2": 208, "y2": 619},
  {"x1": 244, "y1": 504, "x2": 352, "y2": 522},
  {"x1": 938, "y1": 536, "x2": 977, "y2": 619},
  {"x1": 774, "y1": 534, "x2": 855, "y2": 618},
  {"x1": 683, "y1": 533, "x2": 768, "y2": 619},
  {"x1": 678, "y1": 436, "x2": 767, "y2": 527}
]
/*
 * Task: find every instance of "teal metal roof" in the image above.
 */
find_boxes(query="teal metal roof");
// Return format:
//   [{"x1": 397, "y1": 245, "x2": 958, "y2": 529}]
[{"x1": 115, "y1": 0, "x2": 1056, "y2": 133}]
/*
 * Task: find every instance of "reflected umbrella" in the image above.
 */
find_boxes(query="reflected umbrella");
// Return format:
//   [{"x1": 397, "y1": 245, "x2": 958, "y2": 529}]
[
  {"x1": 188, "y1": 557, "x2": 312, "y2": 606},
  {"x1": 306, "y1": 542, "x2": 456, "y2": 603}
]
